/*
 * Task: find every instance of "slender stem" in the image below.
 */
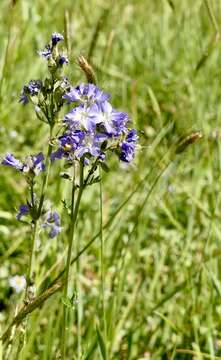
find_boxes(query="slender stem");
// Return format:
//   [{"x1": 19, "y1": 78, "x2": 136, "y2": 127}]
[
  {"x1": 61, "y1": 160, "x2": 84, "y2": 359},
  {"x1": 26, "y1": 221, "x2": 38, "y2": 293},
  {"x1": 37, "y1": 126, "x2": 54, "y2": 218},
  {"x1": 21, "y1": 218, "x2": 38, "y2": 357},
  {"x1": 21, "y1": 126, "x2": 54, "y2": 354},
  {"x1": 25, "y1": 179, "x2": 38, "y2": 299},
  {"x1": 76, "y1": 237, "x2": 81, "y2": 360},
  {"x1": 99, "y1": 167, "x2": 108, "y2": 358}
]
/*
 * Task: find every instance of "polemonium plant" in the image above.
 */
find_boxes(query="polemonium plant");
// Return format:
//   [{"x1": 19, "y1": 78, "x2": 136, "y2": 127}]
[{"x1": 1, "y1": 33, "x2": 137, "y2": 358}]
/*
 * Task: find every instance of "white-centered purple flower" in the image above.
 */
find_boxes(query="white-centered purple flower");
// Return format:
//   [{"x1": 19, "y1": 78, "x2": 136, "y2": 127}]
[
  {"x1": 2, "y1": 152, "x2": 45, "y2": 176},
  {"x1": 64, "y1": 104, "x2": 100, "y2": 132},
  {"x1": 9, "y1": 275, "x2": 26, "y2": 293},
  {"x1": 23, "y1": 153, "x2": 45, "y2": 176},
  {"x1": 89, "y1": 101, "x2": 129, "y2": 136},
  {"x1": 51, "y1": 131, "x2": 85, "y2": 161},
  {"x1": 75, "y1": 132, "x2": 105, "y2": 159},
  {"x1": 42, "y1": 211, "x2": 61, "y2": 238}
]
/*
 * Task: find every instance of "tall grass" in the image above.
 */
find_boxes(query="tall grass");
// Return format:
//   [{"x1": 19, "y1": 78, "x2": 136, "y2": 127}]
[{"x1": 1, "y1": 0, "x2": 221, "y2": 359}]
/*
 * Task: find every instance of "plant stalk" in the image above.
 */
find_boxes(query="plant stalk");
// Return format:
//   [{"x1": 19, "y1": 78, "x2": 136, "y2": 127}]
[
  {"x1": 37, "y1": 126, "x2": 54, "y2": 218},
  {"x1": 61, "y1": 160, "x2": 84, "y2": 359},
  {"x1": 99, "y1": 166, "x2": 108, "y2": 358}
]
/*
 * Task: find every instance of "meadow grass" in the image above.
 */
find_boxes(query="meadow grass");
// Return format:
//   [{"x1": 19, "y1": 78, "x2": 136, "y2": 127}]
[{"x1": 1, "y1": 0, "x2": 221, "y2": 359}]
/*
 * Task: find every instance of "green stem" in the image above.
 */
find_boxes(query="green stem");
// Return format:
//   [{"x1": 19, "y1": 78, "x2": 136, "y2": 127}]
[
  {"x1": 21, "y1": 218, "x2": 38, "y2": 357},
  {"x1": 25, "y1": 179, "x2": 38, "y2": 299},
  {"x1": 99, "y1": 167, "x2": 108, "y2": 358},
  {"x1": 76, "y1": 240, "x2": 81, "y2": 360},
  {"x1": 22, "y1": 126, "x2": 54, "y2": 353},
  {"x1": 37, "y1": 126, "x2": 54, "y2": 218},
  {"x1": 26, "y1": 221, "x2": 38, "y2": 294},
  {"x1": 61, "y1": 160, "x2": 84, "y2": 359}
]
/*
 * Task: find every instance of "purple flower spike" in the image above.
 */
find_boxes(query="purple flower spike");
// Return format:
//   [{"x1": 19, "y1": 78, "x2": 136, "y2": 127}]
[
  {"x1": 51, "y1": 32, "x2": 64, "y2": 46},
  {"x1": 16, "y1": 204, "x2": 29, "y2": 220},
  {"x1": 58, "y1": 81, "x2": 137, "y2": 164},
  {"x1": 42, "y1": 211, "x2": 61, "y2": 238},
  {"x1": 2, "y1": 153, "x2": 23, "y2": 171}
]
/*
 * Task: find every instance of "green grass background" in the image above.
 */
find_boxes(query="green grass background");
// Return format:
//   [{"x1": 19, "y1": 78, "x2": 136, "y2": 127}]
[{"x1": 1, "y1": 0, "x2": 221, "y2": 359}]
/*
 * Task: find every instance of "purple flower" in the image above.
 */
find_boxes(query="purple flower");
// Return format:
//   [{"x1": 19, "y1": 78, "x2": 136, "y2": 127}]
[
  {"x1": 64, "y1": 104, "x2": 100, "y2": 132},
  {"x1": 28, "y1": 80, "x2": 43, "y2": 95},
  {"x1": 19, "y1": 80, "x2": 43, "y2": 105},
  {"x1": 23, "y1": 153, "x2": 45, "y2": 176},
  {"x1": 58, "y1": 54, "x2": 69, "y2": 66},
  {"x1": 88, "y1": 101, "x2": 129, "y2": 136},
  {"x1": 120, "y1": 130, "x2": 138, "y2": 163},
  {"x1": 16, "y1": 204, "x2": 29, "y2": 220},
  {"x1": 2, "y1": 153, "x2": 45, "y2": 176},
  {"x1": 2, "y1": 153, "x2": 23, "y2": 171},
  {"x1": 51, "y1": 32, "x2": 64, "y2": 46},
  {"x1": 38, "y1": 44, "x2": 52, "y2": 59},
  {"x1": 56, "y1": 82, "x2": 137, "y2": 164},
  {"x1": 42, "y1": 211, "x2": 61, "y2": 238},
  {"x1": 63, "y1": 83, "x2": 110, "y2": 105},
  {"x1": 51, "y1": 130, "x2": 106, "y2": 163},
  {"x1": 51, "y1": 131, "x2": 84, "y2": 161},
  {"x1": 75, "y1": 132, "x2": 105, "y2": 159},
  {"x1": 125, "y1": 129, "x2": 138, "y2": 143}
]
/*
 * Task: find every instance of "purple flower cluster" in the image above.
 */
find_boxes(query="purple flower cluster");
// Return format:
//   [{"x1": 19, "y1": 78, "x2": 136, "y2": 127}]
[
  {"x1": 38, "y1": 32, "x2": 68, "y2": 66},
  {"x1": 2, "y1": 152, "x2": 45, "y2": 176},
  {"x1": 52, "y1": 83, "x2": 137, "y2": 163}
]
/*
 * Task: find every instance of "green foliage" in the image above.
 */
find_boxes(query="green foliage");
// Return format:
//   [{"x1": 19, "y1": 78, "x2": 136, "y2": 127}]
[{"x1": 1, "y1": 0, "x2": 221, "y2": 359}]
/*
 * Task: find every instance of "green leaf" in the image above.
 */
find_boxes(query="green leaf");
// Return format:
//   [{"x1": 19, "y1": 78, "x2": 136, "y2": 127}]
[
  {"x1": 100, "y1": 162, "x2": 109, "y2": 173},
  {"x1": 96, "y1": 326, "x2": 107, "y2": 360}
]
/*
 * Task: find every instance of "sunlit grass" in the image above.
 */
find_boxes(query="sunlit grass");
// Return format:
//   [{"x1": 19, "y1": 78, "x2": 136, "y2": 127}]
[{"x1": 1, "y1": 0, "x2": 221, "y2": 359}]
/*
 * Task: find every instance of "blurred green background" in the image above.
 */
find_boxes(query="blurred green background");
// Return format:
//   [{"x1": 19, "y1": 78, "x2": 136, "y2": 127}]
[{"x1": 1, "y1": 0, "x2": 221, "y2": 359}]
